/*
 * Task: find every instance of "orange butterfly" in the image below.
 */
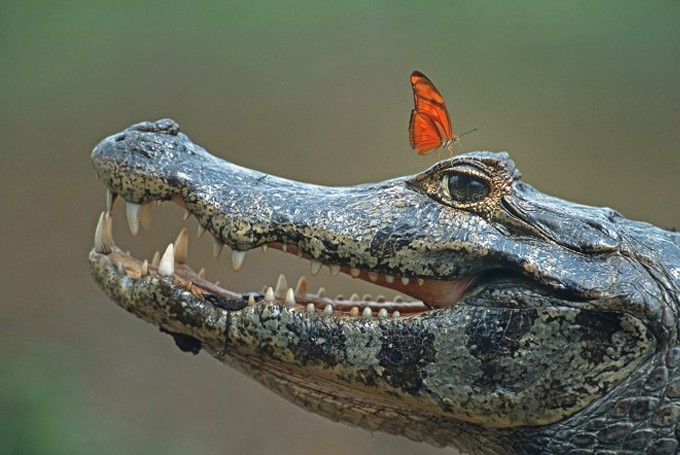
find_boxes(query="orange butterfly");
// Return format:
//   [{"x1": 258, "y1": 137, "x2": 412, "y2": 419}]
[{"x1": 409, "y1": 71, "x2": 473, "y2": 156}]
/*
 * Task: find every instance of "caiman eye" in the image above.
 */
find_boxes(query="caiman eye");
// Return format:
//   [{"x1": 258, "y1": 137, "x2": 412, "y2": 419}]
[{"x1": 442, "y1": 172, "x2": 490, "y2": 203}]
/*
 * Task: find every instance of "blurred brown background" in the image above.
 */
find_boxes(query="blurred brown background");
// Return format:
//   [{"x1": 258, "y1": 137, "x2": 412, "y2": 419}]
[{"x1": 1, "y1": 2, "x2": 679, "y2": 454}]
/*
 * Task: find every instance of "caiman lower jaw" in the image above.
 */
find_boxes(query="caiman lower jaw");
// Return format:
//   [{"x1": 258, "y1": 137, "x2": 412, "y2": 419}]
[{"x1": 92, "y1": 196, "x2": 473, "y2": 317}]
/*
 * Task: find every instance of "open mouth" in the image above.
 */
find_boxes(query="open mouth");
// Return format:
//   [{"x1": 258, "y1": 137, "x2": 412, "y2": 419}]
[{"x1": 93, "y1": 190, "x2": 474, "y2": 318}]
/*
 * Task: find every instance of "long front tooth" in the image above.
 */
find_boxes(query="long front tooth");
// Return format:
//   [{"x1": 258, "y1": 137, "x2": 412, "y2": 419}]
[
  {"x1": 323, "y1": 304, "x2": 333, "y2": 316},
  {"x1": 264, "y1": 286, "x2": 275, "y2": 302},
  {"x1": 232, "y1": 251, "x2": 246, "y2": 271},
  {"x1": 400, "y1": 277, "x2": 410, "y2": 286},
  {"x1": 106, "y1": 189, "x2": 115, "y2": 213},
  {"x1": 213, "y1": 238, "x2": 224, "y2": 259},
  {"x1": 329, "y1": 264, "x2": 340, "y2": 276},
  {"x1": 285, "y1": 288, "x2": 296, "y2": 306},
  {"x1": 368, "y1": 271, "x2": 379, "y2": 282},
  {"x1": 126, "y1": 202, "x2": 142, "y2": 236},
  {"x1": 295, "y1": 276, "x2": 307, "y2": 295},
  {"x1": 306, "y1": 303, "x2": 315, "y2": 313},
  {"x1": 247, "y1": 295, "x2": 256, "y2": 306},
  {"x1": 158, "y1": 243, "x2": 175, "y2": 276},
  {"x1": 174, "y1": 228, "x2": 188, "y2": 263},
  {"x1": 261, "y1": 244, "x2": 268, "y2": 253},
  {"x1": 94, "y1": 212, "x2": 112, "y2": 254},
  {"x1": 275, "y1": 274, "x2": 288, "y2": 295},
  {"x1": 378, "y1": 308, "x2": 388, "y2": 318},
  {"x1": 317, "y1": 287, "x2": 326, "y2": 298},
  {"x1": 349, "y1": 307, "x2": 360, "y2": 317},
  {"x1": 140, "y1": 202, "x2": 153, "y2": 231},
  {"x1": 310, "y1": 260, "x2": 322, "y2": 276},
  {"x1": 362, "y1": 307, "x2": 373, "y2": 318},
  {"x1": 197, "y1": 225, "x2": 206, "y2": 239},
  {"x1": 140, "y1": 259, "x2": 149, "y2": 276},
  {"x1": 392, "y1": 310, "x2": 401, "y2": 318}
]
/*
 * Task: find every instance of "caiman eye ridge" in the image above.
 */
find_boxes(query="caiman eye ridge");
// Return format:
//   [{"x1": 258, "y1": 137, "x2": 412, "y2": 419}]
[{"x1": 93, "y1": 190, "x2": 474, "y2": 318}]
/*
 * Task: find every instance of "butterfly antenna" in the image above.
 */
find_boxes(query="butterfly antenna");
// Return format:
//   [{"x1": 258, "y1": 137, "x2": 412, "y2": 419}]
[{"x1": 459, "y1": 127, "x2": 478, "y2": 138}]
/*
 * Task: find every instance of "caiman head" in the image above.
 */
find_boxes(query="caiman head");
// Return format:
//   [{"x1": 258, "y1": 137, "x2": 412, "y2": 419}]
[{"x1": 89, "y1": 119, "x2": 680, "y2": 454}]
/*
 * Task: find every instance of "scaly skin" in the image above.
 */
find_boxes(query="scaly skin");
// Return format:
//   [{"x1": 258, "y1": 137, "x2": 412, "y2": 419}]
[{"x1": 89, "y1": 119, "x2": 680, "y2": 454}]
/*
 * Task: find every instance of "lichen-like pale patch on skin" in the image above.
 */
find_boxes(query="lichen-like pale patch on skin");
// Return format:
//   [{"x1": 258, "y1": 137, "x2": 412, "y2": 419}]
[{"x1": 90, "y1": 120, "x2": 680, "y2": 454}]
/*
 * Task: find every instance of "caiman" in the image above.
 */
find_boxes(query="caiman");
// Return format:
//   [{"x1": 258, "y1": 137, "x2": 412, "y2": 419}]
[{"x1": 89, "y1": 119, "x2": 680, "y2": 454}]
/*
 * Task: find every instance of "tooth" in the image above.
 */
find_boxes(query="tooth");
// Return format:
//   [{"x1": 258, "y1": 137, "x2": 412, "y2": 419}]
[
  {"x1": 376, "y1": 295, "x2": 386, "y2": 302},
  {"x1": 385, "y1": 275, "x2": 394, "y2": 284},
  {"x1": 117, "y1": 262, "x2": 125, "y2": 274},
  {"x1": 173, "y1": 228, "x2": 188, "y2": 263},
  {"x1": 285, "y1": 288, "x2": 296, "y2": 306},
  {"x1": 261, "y1": 245, "x2": 268, "y2": 253},
  {"x1": 158, "y1": 243, "x2": 175, "y2": 276},
  {"x1": 368, "y1": 272, "x2": 379, "y2": 282},
  {"x1": 213, "y1": 238, "x2": 224, "y2": 259},
  {"x1": 306, "y1": 303, "x2": 315, "y2": 313},
  {"x1": 335, "y1": 294, "x2": 345, "y2": 301},
  {"x1": 417, "y1": 278, "x2": 424, "y2": 285},
  {"x1": 281, "y1": 244, "x2": 288, "y2": 252},
  {"x1": 140, "y1": 259, "x2": 149, "y2": 276},
  {"x1": 295, "y1": 276, "x2": 307, "y2": 295},
  {"x1": 126, "y1": 202, "x2": 142, "y2": 236},
  {"x1": 94, "y1": 212, "x2": 112, "y2": 254},
  {"x1": 183, "y1": 210, "x2": 191, "y2": 221},
  {"x1": 151, "y1": 251, "x2": 160, "y2": 267},
  {"x1": 156, "y1": 200, "x2": 162, "y2": 207},
  {"x1": 350, "y1": 268, "x2": 360, "y2": 278},
  {"x1": 401, "y1": 277, "x2": 410, "y2": 286},
  {"x1": 349, "y1": 307, "x2": 360, "y2": 317},
  {"x1": 350, "y1": 293, "x2": 360, "y2": 302},
  {"x1": 392, "y1": 310, "x2": 401, "y2": 318},
  {"x1": 197, "y1": 225, "x2": 206, "y2": 239},
  {"x1": 394, "y1": 295, "x2": 404, "y2": 302},
  {"x1": 197, "y1": 268, "x2": 206, "y2": 279},
  {"x1": 310, "y1": 260, "x2": 322, "y2": 276},
  {"x1": 378, "y1": 308, "x2": 388, "y2": 318},
  {"x1": 265, "y1": 287, "x2": 275, "y2": 302},
  {"x1": 247, "y1": 295, "x2": 256, "y2": 306},
  {"x1": 275, "y1": 274, "x2": 288, "y2": 295},
  {"x1": 323, "y1": 304, "x2": 333, "y2": 316},
  {"x1": 330, "y1": 264, "x2": 340, "y2": 276},
  {"x1": 140, "y1": 202, "x2": 153, "y2": 231},
  {"x1": 106, "y1": 189, "x2": 115, "y2": 212},
  {"x1": 316, "y1": 287, "x2": 326, "y2": 298},
  {"x1": 214, "y1": 281, "x2": 220, "y2": 287},
  {"x1": 362, "y1": 294, "x2": 373, "y2": 301},
  {"x1": 362, "y1": 307, "x2": 373, "y2": 318},
  {"x1": 232, "y1": 251, "x2": 246, "y2": 271}
]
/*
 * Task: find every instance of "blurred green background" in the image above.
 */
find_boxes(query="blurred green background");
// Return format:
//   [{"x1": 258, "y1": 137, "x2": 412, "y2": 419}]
[{"x1": 1, "y1": 1, "x2": 679, "y2": 454}]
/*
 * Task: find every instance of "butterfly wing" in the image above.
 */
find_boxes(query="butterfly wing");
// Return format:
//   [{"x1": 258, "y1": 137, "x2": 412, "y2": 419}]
[
  {"x1": 409, "y1": 111, "x2": 445, "y2": 154},
  {"x1": 410, "y1": 71, "x2": 453, "y2": 143}
]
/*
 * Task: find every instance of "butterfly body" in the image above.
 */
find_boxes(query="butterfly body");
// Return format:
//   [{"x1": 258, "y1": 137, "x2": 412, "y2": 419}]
[{"x1": 408, "y1": 71, "x2": 460, "y2": 155}]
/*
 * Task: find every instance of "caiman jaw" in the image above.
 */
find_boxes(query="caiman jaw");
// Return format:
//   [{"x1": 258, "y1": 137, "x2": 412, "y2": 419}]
[{"x1": 92, "y1": 195, "x2": 473, "y2": 317}]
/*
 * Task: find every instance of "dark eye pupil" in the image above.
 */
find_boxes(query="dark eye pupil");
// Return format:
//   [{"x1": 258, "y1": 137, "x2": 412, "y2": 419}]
[{"x1": 447, "y1": 173, "x2": 490, "y2": 203}]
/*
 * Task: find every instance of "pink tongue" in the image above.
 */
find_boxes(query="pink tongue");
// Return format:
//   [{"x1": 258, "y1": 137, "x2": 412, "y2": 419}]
[{"x1": 379, "y1": 276, "x2": 473, "y2": 309}]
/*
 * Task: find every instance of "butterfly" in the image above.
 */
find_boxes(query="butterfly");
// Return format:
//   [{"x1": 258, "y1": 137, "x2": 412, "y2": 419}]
[{"x1": 409, "y1": 71, "x2": 474, "y2": 157}]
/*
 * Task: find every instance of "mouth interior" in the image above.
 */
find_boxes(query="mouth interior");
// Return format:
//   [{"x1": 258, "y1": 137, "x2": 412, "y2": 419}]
[{"x1": 93, "y1": 192, "x2": 474, "y2": 318}]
